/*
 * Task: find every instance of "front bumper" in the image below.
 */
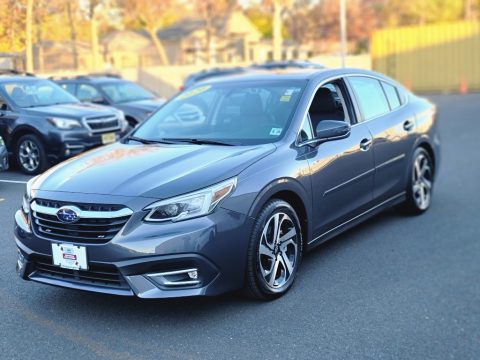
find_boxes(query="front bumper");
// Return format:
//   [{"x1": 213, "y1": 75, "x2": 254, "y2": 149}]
[
  {"x1": 46, "y1": 128, "x2": 129, "y2": 162},
  {"x1": 14, "y1": 203, "x2": 253, "y2": 298}
]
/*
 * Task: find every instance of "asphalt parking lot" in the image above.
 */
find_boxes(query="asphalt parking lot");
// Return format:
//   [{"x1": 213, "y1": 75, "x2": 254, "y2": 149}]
[{"x1": 0, "y1": 93, "x2": 479, "y2": 360}]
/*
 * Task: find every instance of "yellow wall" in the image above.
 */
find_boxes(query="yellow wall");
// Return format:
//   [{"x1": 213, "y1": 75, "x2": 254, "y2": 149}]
[{"x1": 372, "y1": 21, "x2": 480, "y2": 93}]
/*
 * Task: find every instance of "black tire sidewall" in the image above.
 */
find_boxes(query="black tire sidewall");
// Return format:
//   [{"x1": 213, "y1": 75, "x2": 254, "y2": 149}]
[
  {"x1": 247, "y1": 199, "x2": 303, "y2": 299},
  {"x1": 16, "y1": 134, "x2": 47, "y2": 175}
]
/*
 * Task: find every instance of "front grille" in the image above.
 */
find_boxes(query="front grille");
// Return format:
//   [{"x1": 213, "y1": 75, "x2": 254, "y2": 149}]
[
  {"x1": 31, "y1": 199, "x2": 132, "y2": 244},
  {"x1": 84, "y1": 115, "x2": 120, "y2": 134},
  {"x1": 31, "y1": 255, "x2": 130, "y2": 291},
  {"x1": 35, "y1": 198, "x2": 124, "y2": 212}
]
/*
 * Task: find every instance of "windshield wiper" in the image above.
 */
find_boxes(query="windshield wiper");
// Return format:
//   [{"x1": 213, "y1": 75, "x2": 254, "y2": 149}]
[
  {"x1": 163, "y1": 138, "x2": 236, "y2": 146},
  {"x1": 126, "y1": 135, "x2": 177, "y2": 145}
]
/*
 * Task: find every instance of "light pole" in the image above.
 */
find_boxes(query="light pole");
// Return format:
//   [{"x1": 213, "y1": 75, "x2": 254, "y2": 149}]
[{"x1": 339, "y1": 0, "x2": 347, "y2": 68}]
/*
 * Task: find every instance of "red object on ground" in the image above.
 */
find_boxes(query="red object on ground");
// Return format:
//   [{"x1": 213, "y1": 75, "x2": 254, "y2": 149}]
[{"x1": 459, "y1": 77, "x2": 468, "y2": 94}]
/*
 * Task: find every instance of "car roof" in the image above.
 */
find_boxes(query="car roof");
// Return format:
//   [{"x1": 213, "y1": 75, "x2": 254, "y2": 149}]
[
  {"x1": 0, "y1": 75, "x2": 42, "y2": 83},
  {"x1": 199, "y1": 68, "x2": 387, "y2": 86},
  {"x1": 55, "y1": 76, "x2": 125, "y2": 84}
]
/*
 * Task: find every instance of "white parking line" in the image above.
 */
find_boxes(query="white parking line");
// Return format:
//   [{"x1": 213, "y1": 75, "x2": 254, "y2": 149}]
[{"x1": 0, "y1": 179, "x2": 27, "y2": 184}]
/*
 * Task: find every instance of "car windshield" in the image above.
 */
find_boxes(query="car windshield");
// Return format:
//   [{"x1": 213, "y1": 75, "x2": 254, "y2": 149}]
[
  {"x1": 133, "y1": 80, "x2": 306, "y2": 145},
  {"x1": 100, "y1": 81, "x2": 154, "y2": 104},
  {"x1": 1, "y1": 80, "x2": 79, "y2": 108}
]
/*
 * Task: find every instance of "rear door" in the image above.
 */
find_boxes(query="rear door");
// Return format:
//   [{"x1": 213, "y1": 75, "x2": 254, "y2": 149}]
[{"x1": 347, "y1": 76, "x2": 416, "y2": 203}]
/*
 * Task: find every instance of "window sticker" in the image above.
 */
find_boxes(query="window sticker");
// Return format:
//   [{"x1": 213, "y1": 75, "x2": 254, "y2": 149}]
[
  {"x1": 270, "y1": 127, "x2": 283, "y2": 136},
  {"x1": 175, "y1": 85, "x2": 211, "y2": 100},
  {"x1": 280, "y1": 88, "x2": 296, "y2": 102}
]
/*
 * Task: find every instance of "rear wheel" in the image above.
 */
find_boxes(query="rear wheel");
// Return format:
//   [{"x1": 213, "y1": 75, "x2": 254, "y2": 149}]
[
  {"x1": 245, "y1": 199, "x2": 303, "y2": 300},
  {"x1": 16, "y1": 134, "x2": 47, "y2": 175},
  {"x1": 397, "y1": 147, "x2": 434, "y2": 215}
]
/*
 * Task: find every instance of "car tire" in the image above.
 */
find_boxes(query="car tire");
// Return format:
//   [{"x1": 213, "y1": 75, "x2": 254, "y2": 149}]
[
  {"x1": 397, "y1": 147, "x2": 434, "y2": 215},
  {"x1": 16, "y1": 134, "x2": 47, "y2": 175},
  {"x1": 245, "y1": 199, "x2": 303, "y2": 300}
]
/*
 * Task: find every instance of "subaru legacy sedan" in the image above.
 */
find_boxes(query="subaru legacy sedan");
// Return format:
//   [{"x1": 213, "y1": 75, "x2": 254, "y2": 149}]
[{"x1": 15, "y1": 68, "x2": 439, "y2": 300}]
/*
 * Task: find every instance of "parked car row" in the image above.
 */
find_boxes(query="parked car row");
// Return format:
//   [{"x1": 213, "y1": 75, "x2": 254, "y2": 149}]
[
  {"x1": 53, "y1": 74, "x2": 165, "y2": 126},
  {"x1": 0, "y1": 71, "x2": 166, "y2": 174},
  {"x1": 180, "y1": 60, "x2": 325, "y2": 89}
]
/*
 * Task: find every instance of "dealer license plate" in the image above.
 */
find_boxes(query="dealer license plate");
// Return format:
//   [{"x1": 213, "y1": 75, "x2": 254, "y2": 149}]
[
  {"x1": 101, "y1": 132, "x2": 116, "y2": 144},
  {"x1": 52, "y1": 243, "x2": 88, "y2": 271}
]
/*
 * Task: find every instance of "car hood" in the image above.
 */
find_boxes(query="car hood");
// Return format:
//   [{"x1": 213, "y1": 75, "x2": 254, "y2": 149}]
[
  {"x1": 33, "y1": 142, "x2": 276, "y2": 199},
  {"x1": 24, "y1": 103, "x2": 116, "y2": 119},
  {"x1": 115, "y1": 98, "x2": 165, "y2": 113}
]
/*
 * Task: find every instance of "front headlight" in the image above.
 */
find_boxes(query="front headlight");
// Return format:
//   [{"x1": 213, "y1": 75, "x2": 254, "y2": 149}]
[
  {"x1": 22, "y1": 195, "x2": 30, "y2": 215},
  {"x1": 0, "y1": 136, "x2": 4, "y2": 146},
  {"x1": 144, "y1": 177, "x2": 237, "y2": 222},
  {"x1": 114, "y1": 110, "x2": 128, "y2": 130},
  {"x1": 48, "y1": 117, "x2": 82, "y2": 130},
  {"x1": 22, "y1": 176, "x2": 37, "y2": 215}
]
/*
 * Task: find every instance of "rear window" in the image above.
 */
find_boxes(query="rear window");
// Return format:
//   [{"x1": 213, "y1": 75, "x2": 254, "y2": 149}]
[{"x1": 381, "y1": 82, "x2": 401, "y2": 110}]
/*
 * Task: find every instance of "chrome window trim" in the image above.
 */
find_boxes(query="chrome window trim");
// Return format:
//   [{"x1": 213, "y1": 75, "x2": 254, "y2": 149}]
[
  {"x1": 31, "y1": 201, "x2": 133, "y2": 219},
  {"x1": 294, "y1": 72, "x2": 410, "y2": 146},
  {"x1": 344, "y1": 74, "x2": 410, "y2": 127}
]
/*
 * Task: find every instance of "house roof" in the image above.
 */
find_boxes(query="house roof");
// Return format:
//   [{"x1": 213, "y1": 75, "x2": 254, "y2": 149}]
[{"x1": 157, "y1": 11, "x2": 261, "y2": 41}]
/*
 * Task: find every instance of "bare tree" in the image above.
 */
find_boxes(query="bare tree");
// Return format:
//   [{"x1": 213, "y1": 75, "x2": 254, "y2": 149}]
[
  {"x1": 124, "y1": 0, "x2": 178, "y2": 66},
  {"x1": 193, "y1": 0, "x2": 232, "y2": 64},
  {"x1": 66, "y1": 0, "x2": 79, "y2": 70},
  {"x1": 25, "y1": 0, "x2": 33, "y2": 72}
]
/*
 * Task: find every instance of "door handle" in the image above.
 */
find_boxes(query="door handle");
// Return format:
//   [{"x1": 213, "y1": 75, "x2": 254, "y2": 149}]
[
  {"x1": 403, "y1": 119, "x2": 415, "y2": 131},
  {"x1": 359, "y1": 138, "x2": 372, "y2": 151}
]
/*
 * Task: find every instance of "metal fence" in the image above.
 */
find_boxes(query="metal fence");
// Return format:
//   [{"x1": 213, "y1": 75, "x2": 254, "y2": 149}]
[{"x1": 372, "y1": 21, "x2": 480, "y2": 93}]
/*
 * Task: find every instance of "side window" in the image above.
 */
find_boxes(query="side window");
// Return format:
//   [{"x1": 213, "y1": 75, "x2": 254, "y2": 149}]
[
  {"x1": 349, "y1": 77, "x2": 390, "y2": 121},
  {"x1": 308, "y1": 81, "x2": 348, "y2": 134},
  {"x1": 381, "y1": 82, "x2": 401, "y2": 110},
  {"x1": 59, "y1": 82, "x2": 76, "y2": 96},
  {"x1": 298, "y1": 114, "x2": 314, "y2": 142},
  {"x1": 77, "y1": 84, "x2": 101, "y2": 102}
]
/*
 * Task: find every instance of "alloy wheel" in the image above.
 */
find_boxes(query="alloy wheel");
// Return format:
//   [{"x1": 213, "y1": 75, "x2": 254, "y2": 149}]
[
  {"x1": 19, "y1": 139, "x2": 40, "y2": 172},
  {"x1": 412, "y1": 152, "x2": 433, "y2": 210},
  {"x1": 258, "y1": 212, "x2": 298, "y2": 289}
]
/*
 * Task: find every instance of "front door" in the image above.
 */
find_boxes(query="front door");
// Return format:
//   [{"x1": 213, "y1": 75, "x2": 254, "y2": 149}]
[{"x1": 304, "y1": 80, "x2": 375, "y2": 241}]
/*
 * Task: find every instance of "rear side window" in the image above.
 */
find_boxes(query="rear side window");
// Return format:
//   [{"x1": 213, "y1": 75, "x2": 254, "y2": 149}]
[
  {"x1": 59, "y1": 82, "x2": 76, "y2": 95},
  {"x1": 77, "y1": 84, "x2": 101, "y2": 102},
  {"x1": 381, "y1": 82, "x2": 401, "y2": 110},
  {"x1": 349, "y1": 77, "x2": 390, "y2": 121}
]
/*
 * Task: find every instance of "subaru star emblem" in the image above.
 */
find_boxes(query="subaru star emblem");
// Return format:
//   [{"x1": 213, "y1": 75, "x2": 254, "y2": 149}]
[{"x1": 56, "y1": 206, "x2": 81, "y2": 224}]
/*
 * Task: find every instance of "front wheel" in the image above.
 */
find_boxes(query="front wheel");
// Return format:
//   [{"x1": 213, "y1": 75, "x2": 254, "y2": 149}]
[
  {"x1": 245, "y1": 199, "x2": 303, "y2": 300},
  {"x1": 16, "y1": 134, "x2": 47, "y2": 175},
  {"x1": 397, "y1": 147, "x2": 434, "y2": 215}
]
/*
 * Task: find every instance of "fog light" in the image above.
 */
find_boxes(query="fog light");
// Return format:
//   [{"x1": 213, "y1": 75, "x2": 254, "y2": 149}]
[
  {"x1": 188, "y1": 270, "x2": 198, "y2": 280},
  {"x1": 146, "y1": 268, "x2": 200, "y2": 287}
]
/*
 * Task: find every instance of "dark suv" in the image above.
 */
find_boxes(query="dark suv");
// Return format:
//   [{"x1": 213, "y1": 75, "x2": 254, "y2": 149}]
[
  {"x1": 55, "y1": 75, "x2": 165, "y2": 127},
  {"x1": 0, "y1": 74, "x2": 128, "y2": 174}
]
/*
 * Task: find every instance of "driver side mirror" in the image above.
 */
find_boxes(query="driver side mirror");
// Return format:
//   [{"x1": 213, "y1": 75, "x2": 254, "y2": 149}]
[
  {"x1": 301, "y1": 120, "x2": 351, "y2": 147},
  {"x1": 315, "y1": 120, "x2": 351, "y2": 141}
]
